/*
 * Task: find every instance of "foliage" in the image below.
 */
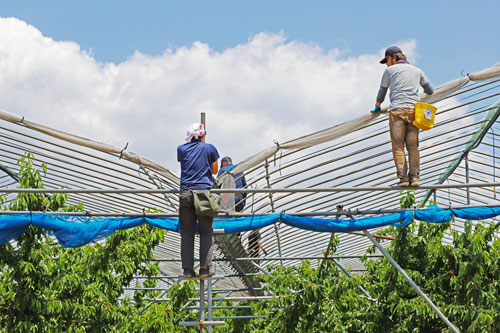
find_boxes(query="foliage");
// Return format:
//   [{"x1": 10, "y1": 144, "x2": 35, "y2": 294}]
[
  {"x1": 0, "y1": 153, "x2": 171, "y2": 331},
  {"x1": 247, "y1": 191, "x2": 500, "y2": 332}
]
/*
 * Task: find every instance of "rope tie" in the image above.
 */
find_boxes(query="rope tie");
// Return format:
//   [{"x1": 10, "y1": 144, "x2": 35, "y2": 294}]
[
  {"x1": 273, "y1": 139, "x2": 283, "y2": 175},
  {"x1": 250, "y1": 184, "x2": 255, "y2": 213},
  {"x1": 142, "y1": 208, "x2": 146, "y2": 224},
  {"x1": 20, "y1": 116, "x2": 24, "y2": 124},
  {"x1": 447, "y1": 179, "x2": 451, "y2": 208},
  {"x1": 119, "y1": 142, "x2": 129, "y2": 160},
  {"x1": 491, "y1": 128, "x2": 496, "y2": 198}
]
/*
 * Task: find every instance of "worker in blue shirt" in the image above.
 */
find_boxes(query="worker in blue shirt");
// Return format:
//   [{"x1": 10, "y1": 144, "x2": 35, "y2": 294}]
[
  {"x1": 217, "y1": 156, "x2": 247, "y2": 212},
  {"x1": 177, "y1": 123, "x2": 219, "y2": 278}
]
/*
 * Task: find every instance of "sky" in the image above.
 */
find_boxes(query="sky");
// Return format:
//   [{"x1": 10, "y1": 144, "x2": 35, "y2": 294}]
[{"x1": 0, "y1": 0, "x2": 499, "y2": 174}]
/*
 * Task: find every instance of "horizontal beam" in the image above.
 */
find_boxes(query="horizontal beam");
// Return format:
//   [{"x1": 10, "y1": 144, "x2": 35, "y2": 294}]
[
  {"x1": 150, "y1": 255, "x2": 382, "y2": 262},
  {"x1": 1, "y1": 202, "x2": 499, "y2": 218},
  {"x1": 124, "y1": 288, "x2": 262, "y2": 293},
  {"x1": 121, "y1": 296, "x2": 274, "y2": 302},
  {"x1": 186, "y1": 306, "x2": 252, "y2": 310},
  {"x1": 133, "y1": 273, "x2": 265, "y2": 279},
  {"x1": 178, "y1": 320, "x2": 225, "y2": 327},
  {"x1": 2, "y1": 182, "x2": 500, "y2": 194},
  {"x1": 213, "y1": 315, "x2": 266, "y2": 320}
]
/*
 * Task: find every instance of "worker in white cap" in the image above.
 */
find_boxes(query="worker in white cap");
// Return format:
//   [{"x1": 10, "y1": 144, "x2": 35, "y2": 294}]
[{"x1": 177, "y1": 123, "x2": 219, "y2": 277}]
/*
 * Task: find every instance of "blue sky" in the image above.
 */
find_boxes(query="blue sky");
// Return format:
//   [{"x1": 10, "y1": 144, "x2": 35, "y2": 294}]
[
  {"x1": 0, "y1": 1, "x2": 499, "y2": 170},
  {"x1": 1, "y1": 0, "x2": 499, "y2": 84}
]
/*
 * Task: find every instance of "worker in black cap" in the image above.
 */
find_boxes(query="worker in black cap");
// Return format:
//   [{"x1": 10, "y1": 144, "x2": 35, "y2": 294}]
[{"x1": 370, "y1": 46, "x2": 434, "y2": 187}]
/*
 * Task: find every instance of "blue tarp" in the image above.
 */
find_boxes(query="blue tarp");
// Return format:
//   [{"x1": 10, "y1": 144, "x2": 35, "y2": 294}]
[{"x1": 0, "y1": 205, "x2": 497, "y2": 247}]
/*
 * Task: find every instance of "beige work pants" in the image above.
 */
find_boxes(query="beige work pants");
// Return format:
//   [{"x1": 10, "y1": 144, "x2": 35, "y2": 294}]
[{"x1": 389, "y1": 108, "x2": 420, "y2": 182}]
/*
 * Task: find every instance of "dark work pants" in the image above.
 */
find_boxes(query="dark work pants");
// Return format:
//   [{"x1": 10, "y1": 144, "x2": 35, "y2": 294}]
[{"x1": 179, "y1": 190, "x2": 214, "y2": 270}]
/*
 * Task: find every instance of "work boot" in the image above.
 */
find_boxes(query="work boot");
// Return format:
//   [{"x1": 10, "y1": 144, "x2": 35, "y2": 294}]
[
  {"x1": 410, "y1": 178, "x2": 419, "y2": 187},
  {"x1": 199, "y1": 267, "x2": 214, "y2": 278},
  {"x1": 183, "y1": 269, "x2": 196, "y2": 278},
  {"x1": 399, "y1": 179, "x2": 409, "y2": 187}
]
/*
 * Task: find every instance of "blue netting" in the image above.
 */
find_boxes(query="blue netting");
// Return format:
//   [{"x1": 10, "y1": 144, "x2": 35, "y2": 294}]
[{"x1": 0, "y1": 205, "x2": 498, "y2": 247}]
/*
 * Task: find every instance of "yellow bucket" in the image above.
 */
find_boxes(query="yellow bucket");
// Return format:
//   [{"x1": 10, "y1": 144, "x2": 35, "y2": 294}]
[{"x1": 413, "y1": 102, "x2": 437, "y2": 130}]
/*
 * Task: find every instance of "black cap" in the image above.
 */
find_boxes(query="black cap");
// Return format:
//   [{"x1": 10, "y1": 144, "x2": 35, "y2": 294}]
[
  {"x1": 380, "y1": 46, "x2": 402, "y2": 64},
  {"x1": 221, "y1": 156, "x2": 232, "y2": 166}
]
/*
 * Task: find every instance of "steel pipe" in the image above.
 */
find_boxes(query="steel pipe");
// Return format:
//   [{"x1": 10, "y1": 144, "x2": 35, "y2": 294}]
[
  {"x1": 363, "y1": 230, "x2": 459, "y2": 333},
  {"x1": 2, "y1": 181, "x2": 500, "y2": 193}
]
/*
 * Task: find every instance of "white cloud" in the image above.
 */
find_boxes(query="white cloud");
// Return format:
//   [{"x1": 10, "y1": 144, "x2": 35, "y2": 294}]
[{"x1": 0, "y1": 17, "x2": 419, "y2": 174}]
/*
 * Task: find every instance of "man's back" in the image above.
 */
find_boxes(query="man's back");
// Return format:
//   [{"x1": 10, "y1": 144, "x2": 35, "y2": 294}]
[
  {"x1": 177, "y1": 139, "x2": 219, "y2": 190},
  {"x1": 381, "y1": 62, "x2": 429, "y2": 110}
]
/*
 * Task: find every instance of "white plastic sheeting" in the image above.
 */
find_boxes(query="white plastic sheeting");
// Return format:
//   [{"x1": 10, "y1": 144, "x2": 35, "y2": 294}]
[{"x1": 0, "y1": 109, "x2": 179, "y2": 184}]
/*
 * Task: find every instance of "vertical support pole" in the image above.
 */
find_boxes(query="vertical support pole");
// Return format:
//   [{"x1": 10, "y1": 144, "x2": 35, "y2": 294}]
[
  {"x1": 207, "y1": 279, "x2": 213, "y2": 333},
  {"x1": 465, "y1": 152, "x2": 470, "y2": 205},
  {"x1": 201, "y1": 111, "x2": 207, "y2": 331},
  {"x1": 265, "y1": 159, "x2": 283, "y2": 265},
  {"x1": 363, "y1": 230, "x2": 459, "y2": 333},
  {"x1": 332, "y1": 259, "x2": 374, "y2": 300},
  {"x1": 199, "y1": 279, "x2": 205, "y2": 333},
  {"x1": 491, "y1": 128, "x2": 496, "y2": 198},
  {"x1": 201, "y1": 112, "x2": 206, "y2": 142},
  {"x1": 264, "y1": 159, "x2": 276, "y2": 213}
]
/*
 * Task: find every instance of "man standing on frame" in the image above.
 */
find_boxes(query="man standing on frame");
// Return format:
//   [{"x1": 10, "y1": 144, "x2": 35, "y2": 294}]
[
  {"x1": 370, "y1": 46, "x2": 434, "y2": 187},
  {"x1": 177, "y1": 123, "x2": 220, "y2": 278}
]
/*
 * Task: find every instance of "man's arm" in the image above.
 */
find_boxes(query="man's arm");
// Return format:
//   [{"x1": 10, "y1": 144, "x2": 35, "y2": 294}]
[
  {"x1": 422, "y1": 82, "x2": 434, "y2": 95},
  {"x1": 376, "y1": 86, "x2": 388, "y2": 106},
  {"x1": 420, "y1": 71, "x2": 434, "y2": 95},
  {"x1": 371, "y1": 70, "x2": 390, "y2": 112},
  {"x1": 212, "y1": 161, "x2": 218, "y2": 175},
  {"x1": 258, "y1": 239, "x2": 267, "y2": 255}
]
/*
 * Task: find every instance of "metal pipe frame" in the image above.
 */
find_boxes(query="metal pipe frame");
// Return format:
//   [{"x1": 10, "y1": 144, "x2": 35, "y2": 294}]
[
  {"x1": 243, "y1": 104, "x2": 496, "y2": 213},
  {"x1": 2, "y1": 201, "x2": 500, "y2": 218},
  {"x1": 143, "y1": 296, "x2": 274, "y2": 302},
  {"x1": 249, "y1": 123, "x2": 485, "y2": 213},
  {"x1": 243, "y1": 85, "x2": 500, "y2": 190},
  {"x1": 2, "y1": 181, "x2": 500, "y2": 194},
  {"x1": 246, "y1": 99, "x2": 493, "y2": 193},
  {"x1": 148, "y1": 255, "x2": 382, "y2": 262},
  {"x1": 363, "y1": 230, "x2": 459, "y2": 333},
  {"x1": 265, "y1": 159, "x2": 284, "y2": 263},
  {"x1": 186, "y1": 306, "x2": 253, "y2": 310},
  {"x1": 1, "y1": 70, "x2": 500, "y2": 328},
  {"x1": 212, "y1": 315, "x2": 266, "y2": 320}
]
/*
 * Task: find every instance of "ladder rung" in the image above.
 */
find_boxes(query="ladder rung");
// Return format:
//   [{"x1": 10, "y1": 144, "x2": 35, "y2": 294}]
[
  {"x1": 178, "y1": 275, "x2": 225, "y2": 281},
  {"x1": 178, "y1": 320, "x2": 226, "y2": 327},
  {"x1": 195, "y1": 229, "x2": 224, "y2": 234}
]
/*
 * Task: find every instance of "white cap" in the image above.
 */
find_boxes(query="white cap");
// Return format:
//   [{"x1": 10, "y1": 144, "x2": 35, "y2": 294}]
[{"x1": 185, "y1": 123, "x2": 205, "y2": 142}]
